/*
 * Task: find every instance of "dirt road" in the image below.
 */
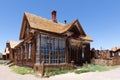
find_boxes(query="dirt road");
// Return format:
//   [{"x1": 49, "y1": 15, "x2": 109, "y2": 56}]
[{"x1": 0, "y1": 65, "x2": 120, "y2": 80}]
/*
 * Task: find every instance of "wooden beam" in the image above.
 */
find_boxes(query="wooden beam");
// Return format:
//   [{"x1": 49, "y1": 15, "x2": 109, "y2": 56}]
[{"x1": 65, "y1": 38, "x2": 69, "y2": 63}]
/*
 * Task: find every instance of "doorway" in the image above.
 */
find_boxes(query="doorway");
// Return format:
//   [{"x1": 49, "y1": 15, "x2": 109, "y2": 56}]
[{"x1": 68, "y1": 46, "x2": 83, "y2": 66}]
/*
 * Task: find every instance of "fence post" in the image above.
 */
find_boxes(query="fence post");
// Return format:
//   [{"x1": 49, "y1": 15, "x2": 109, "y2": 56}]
[
  {"x1": 33, "y1": 63, "x2": 40, "y2": 73},
  {"x1": 41, "y1": 61, "x2": 45, "y2": 77},
  {"x1": 71, "y1": 60, "x2": 74, "y2": 69}
]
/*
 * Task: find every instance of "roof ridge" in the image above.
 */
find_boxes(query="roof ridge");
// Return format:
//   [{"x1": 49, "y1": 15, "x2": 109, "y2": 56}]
[
  {"x1": 7, "y1": 40, "x2": 20, "y2": 43},
  {"x1": 24, "y1": 12, "x2": 65, "y2": 26}
]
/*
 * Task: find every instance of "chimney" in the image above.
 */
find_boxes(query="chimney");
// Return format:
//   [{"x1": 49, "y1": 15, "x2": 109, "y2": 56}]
[
  {"x1": 52, "y1": 10, "x2": 57, "y2": 23},
  {"x1": 64, "y1": 20, "x2": 67, "y2": 24}
]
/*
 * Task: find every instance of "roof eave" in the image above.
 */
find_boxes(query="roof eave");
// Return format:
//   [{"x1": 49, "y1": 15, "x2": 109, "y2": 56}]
[{"x1": 19, "y1": 13, "x2": 28, "y2": 40}]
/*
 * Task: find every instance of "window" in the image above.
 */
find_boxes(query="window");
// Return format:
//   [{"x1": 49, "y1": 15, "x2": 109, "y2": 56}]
[
  {"x1": 40, "y1": 34, "x2": 66, "y2": 64},
  {"x1": 82, "y1": 45, "x2": 86, "y2": 58},
  {"x1": 112, "y1": 53, "x2": 114, "y2": 57},
  {"x1": 51, "y1": 37, "x2": 57, "y2": 64},
  {"x1": 119, "y1": 52, "x2": 120, "y2": 56},
  {"x1": 18, "y1": 48, "x2": 21, "y2": 61},
  {"x1": 59, "y1": 38, "x2": 66, "y2": 63},
  {"x1": 26, "y1": 22, "x2": 30, "y2": 35},
  {"x1": 20, "y1": 46, "x2": 23, "y2": 60},
  {"x1": 24, "y1": 44, "x2": 27, "y2": 59},
  {"x1": 28, "y1": 42, "x2": 31, "y2": 59},
  {"x1": 41, "y1": 35, "x2": 49, "y2": 63}
]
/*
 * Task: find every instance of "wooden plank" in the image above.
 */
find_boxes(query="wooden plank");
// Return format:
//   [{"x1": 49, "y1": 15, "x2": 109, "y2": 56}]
[
  {"x1": 31, "y1": 37, "x2": 36, "y2": 66},
  {"x1": 24, "y1": 33, "x2": 33, "y2": 43},
  {"x1": 65, "y1": 39, "x2": 69, "y2": 63}
]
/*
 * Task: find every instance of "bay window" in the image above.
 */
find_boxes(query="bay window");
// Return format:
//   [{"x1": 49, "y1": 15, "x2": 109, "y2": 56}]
[{"x1": 36, "y1": 34, "x2": 66, "y2": 64}]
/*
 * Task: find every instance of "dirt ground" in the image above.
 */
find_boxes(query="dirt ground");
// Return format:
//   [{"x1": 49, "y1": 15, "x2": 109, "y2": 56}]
[{"x1": 0, "y1": 65, "x2": 120, "y2": 80}]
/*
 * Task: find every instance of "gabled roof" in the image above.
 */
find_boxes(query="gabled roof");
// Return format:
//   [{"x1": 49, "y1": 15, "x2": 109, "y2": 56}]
[
  {"x1": 26, "y1": 12, "x2": 65, "y2": 33},
  {"x1": 8, "y1": 41, "x2": 20, "y2": 48},
  {"x1": 20, "y1": 12, "x2": 65, "y2": 39},
  {"x1": 62, "y1": 19, "x2": 86, "y2": 35},
  {"x1": 111, "y1": 46, "x2": 120, "y2": 52},
  {"x1": 20, "y1": 12, "x2": 93, "y2": 41}
]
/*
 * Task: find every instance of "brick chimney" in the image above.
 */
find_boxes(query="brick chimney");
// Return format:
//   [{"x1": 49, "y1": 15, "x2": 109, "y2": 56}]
[{"x1": 52, "y1": 10, "x2": 57, "y2": 23}]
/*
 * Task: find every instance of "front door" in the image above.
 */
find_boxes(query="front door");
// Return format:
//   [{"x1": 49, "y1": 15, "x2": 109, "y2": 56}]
[{"x1": 68, "y1": 46, "x2": 83, "y2": 66}]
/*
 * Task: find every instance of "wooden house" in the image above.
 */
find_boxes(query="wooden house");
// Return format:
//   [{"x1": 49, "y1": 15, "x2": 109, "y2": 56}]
[
  {"x1": 7, "y1": 41, "x2": 20, "y2": 62},
  {"x1": 111, "y1": 47, "x2": 120, "y2": 58},
  {"x1": 14, "y1": 10, "x2": 93, "y2": 68},
  {"x1": 90, "y1": 49, "x2": 111, "y2": 59},
  {"x1": 90, "y1": 47, "x2": 120, "y2": 66},
  {"x1": 2, "y1": 41, "x2": 19, "y2": 61}
]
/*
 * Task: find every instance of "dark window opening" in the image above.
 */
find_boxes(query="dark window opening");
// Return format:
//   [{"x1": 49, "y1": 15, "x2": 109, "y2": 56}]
[{"x1": 69, "y1": 25, "x2": 80, "y2": 39}]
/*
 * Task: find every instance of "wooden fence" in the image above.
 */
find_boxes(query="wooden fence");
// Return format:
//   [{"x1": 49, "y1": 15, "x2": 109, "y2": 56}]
[{"x1": 91, "y1": 58, "x2": 120, "y2": 66}]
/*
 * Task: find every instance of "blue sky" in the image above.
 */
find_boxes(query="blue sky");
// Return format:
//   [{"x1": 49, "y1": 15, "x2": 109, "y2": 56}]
[{"x1": 0, "y1": 0, "x2": 120, "y2": 52}]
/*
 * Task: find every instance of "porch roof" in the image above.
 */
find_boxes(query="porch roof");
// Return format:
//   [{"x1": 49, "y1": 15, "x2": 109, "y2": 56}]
[{"x1": 80, "y1": 35, "x2": 93, "y2": 42}]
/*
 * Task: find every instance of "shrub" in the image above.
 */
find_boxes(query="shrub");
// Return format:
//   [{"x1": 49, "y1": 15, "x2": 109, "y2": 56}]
[
  {"x1": 75, "y1": 64, "x2": 118, "y2": 74},
  {"x1": 75, "y1": 69, "x2": 89, "y2": 74},
  {"x1": 45, "y1": 67, "x2": 72, "y2": 77},
  {"x1": 87, "y1": 64, "x2": 109, "y2": 72},
  {"x1": 10, "y1": 66, "x2": 33, "y2": 75}
]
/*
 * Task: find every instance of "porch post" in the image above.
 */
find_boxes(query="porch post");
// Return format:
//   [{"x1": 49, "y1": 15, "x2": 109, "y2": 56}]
[
  {"x1": 24, "y1": 43, "x2": 27, "y2": 64},
  {"x1": 34, "y1": 34, "x2": 41, "y2": 73},
  {"x1": 31, "y1": 38, "x2": 36, "y2": 66},
  {"x1": 35, "y1": 34, "x2": 40, "y2": 63},
  {"x1": 26, "y1": 43, "x2": 29, "y2": 63},
  {"x1": 66, "y1": 38, "x2": 69, "y2": 63},
  {"x1": 21, "y1": 46, "x2": 24, "y2": 65}
]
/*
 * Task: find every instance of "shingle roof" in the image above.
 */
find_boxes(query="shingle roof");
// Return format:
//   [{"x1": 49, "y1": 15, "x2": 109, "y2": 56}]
[
  {"x1": 111, "y1": 46, "x2": 120, "y2": 52},
  {"x1": 25, "y1": 12, "x2": 66, "y2": 33},
  {"x1": 8, "y1": 41, "x2": 20, "y2": 48},
  {"x1": 25, "y1": 12, "x2": 84, "y2": 34},
  {"x1": 20, "y1": 12, "x2": 93, "y2": 41}
]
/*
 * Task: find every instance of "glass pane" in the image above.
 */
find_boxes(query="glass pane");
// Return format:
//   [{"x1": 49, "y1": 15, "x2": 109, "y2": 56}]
[
  {"x1": 59, "y1": 38, "x2": 66, "y2": 63},
  {"x1": 28, "y1": 43, "x2": 31, "y2": 59},
  {"x1": 40, "y1": 35, "x2": 66, "y2": 64},
  {"x1": 36, "y1": 35, "x2": 40, "y2": 63}
]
